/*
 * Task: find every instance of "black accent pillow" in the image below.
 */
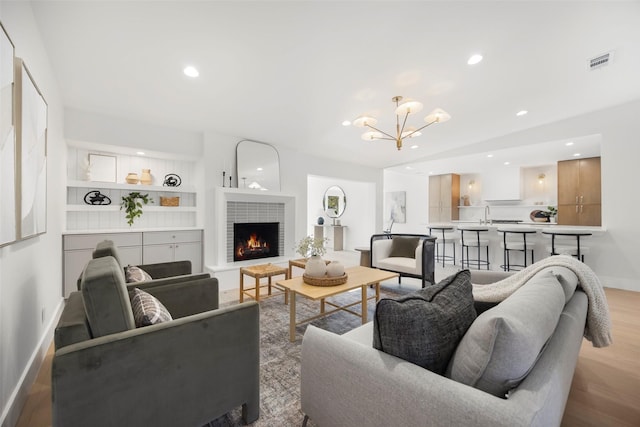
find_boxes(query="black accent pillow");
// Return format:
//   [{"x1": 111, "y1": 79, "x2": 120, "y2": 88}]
[
  {"x1": 388, "y1": 236, "x2": 420, "y2": 259},
  {"x1": 373, "y1": 270, "x2": 477, "y2": 374}
]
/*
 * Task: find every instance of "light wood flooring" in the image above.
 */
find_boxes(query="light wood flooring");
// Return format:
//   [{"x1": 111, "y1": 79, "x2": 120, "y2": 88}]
[{"x1": 14, "y1": 286, "x2": 640, "y2": 427}]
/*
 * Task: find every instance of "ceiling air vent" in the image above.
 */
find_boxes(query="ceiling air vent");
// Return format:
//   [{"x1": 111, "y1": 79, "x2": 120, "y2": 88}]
[{"x1": 588, "y1": 51, "x2": 614, "y2": 70}]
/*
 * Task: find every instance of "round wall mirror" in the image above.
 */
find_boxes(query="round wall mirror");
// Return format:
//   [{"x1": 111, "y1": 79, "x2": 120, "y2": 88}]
[{"x1": 323, "y1": 185, "x2": 346, "y2": 218}]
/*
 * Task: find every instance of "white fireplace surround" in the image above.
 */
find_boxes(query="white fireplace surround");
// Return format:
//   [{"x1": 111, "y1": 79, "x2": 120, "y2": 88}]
[{"x1": 214, "y1": 187, "x2": 296, "y2": 266}]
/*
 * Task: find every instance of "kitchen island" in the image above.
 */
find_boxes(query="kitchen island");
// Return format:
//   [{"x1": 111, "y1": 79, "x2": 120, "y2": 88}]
[{"x1": 436, "y1": 221, "x2": 606, "y2": 270}]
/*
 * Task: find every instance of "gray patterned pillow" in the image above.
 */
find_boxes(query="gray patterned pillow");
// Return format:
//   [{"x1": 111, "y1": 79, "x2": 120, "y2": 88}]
[
  {"x1": 373, "y1": 270, "x2": 477, "y2": 374},
  {"x1": 130, "y1": 287, "x2": 172, "y2": 327},
  {"x1": 125, "y1": 265, "x2": 152, "y2": 283}
]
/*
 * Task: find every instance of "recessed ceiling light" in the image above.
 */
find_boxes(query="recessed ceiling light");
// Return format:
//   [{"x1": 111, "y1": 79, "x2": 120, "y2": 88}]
[
  {"x1": 342, "y1": 120, "x2": 351, "y2": 126},
  {"x1": 256, "y1": 167, "x2": 263, "y2": 171},
  {"x1": 573, "y1": 153, "x2": 581, "y2": 157},
  {"x1": 467, "y1": 54, "x2": 483, "y2": 65},
  {"x1": 183, "y1": 66, "x2": 199, "y2": 77},
  {"x1": 410, "y1": 145, "x2": 419, "y2": 149},
  {"x1": 516, "y1": 110, "x2": 528, "y2": 116},
  {"x1": 136, "y1": 151, "x2": 145, "y2": 155},
  {"x1": 487, "y1": 154, "x2": 494, "y2": 158},
  {"x1": 405, "y1": 166, "x2": 413, "y2": 170},
  {"x1": 566, "y1": 142, "x2": 574, "y2": 146},
  {"x1": 429, "y1": 171, "x2": 434, "y2": 175},
  {"x1": 504, "y1": 161, "x2": 510, "y2": 165}
]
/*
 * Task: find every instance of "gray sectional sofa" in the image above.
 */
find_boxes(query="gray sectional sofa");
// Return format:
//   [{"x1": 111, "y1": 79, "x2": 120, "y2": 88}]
[{"x1": 301, "y1": 267, "x2": 588, "y2": 427}]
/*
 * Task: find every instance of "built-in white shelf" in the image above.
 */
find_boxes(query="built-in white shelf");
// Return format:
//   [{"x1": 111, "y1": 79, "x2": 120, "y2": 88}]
[
  {"x1": 67, "y1": 180, "x2": 196, "y2": 193},
  {"x1": 66, "y1": 205, "x2": 197, "y2": 212}
]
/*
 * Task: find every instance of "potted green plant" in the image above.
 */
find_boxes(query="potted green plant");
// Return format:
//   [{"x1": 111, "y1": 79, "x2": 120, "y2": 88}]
[
  {"x1": 120, "y1": 192, "x2": 153, "y2": 226},
  {"x1": 295, "y1": 235, "x2": 328, "y2": 258},
  {"x1": 546, "y1": 206, "x2": 558, "y2": 223}
]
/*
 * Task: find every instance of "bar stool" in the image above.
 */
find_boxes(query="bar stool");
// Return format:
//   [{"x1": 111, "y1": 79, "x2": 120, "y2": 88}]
[
  {"x1": 497, "y1": 227, "x2": 537, "y2": 271},
  {"x1": 428, "y1": 225, "x2": 456, "y2": 268},
  {"x1": 541, "y1": 229, "x2": 592, "y2": 262},
  {"x1": 458, "y1": 225, "x2": 490, "y2": 270}
]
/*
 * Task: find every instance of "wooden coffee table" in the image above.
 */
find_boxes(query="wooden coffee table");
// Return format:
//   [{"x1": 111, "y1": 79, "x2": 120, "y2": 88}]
[
  {"x1": 276, "y1": 266, "x2": 399, "y2": 341},
  {"x1": 239, "y1": 263, "x2": 289, "y2": 303}
]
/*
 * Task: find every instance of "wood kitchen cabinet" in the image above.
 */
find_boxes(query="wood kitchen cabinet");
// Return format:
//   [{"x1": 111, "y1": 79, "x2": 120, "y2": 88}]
[
  {"x1": 429, "y1": 174, "x2": 460, "y2": 222},
  {"x1": 557, "y1": 157, "x2": 601, "y2": 226}
]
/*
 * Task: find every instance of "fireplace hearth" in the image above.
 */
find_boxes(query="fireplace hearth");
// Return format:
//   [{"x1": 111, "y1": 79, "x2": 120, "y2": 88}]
[{"x1": 234, "y1": 222, "x2": 280, "y2": 261}]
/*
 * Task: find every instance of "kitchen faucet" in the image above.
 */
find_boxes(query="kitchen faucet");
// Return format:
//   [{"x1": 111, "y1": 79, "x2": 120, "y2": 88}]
[{"x1": 484, "y1": 205, "x2": 491, "y2": 224}]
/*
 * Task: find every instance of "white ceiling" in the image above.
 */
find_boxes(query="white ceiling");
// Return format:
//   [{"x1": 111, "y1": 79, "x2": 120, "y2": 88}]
[{"x1": 30, "y1": 1, "x2": 640, "y2": 170}]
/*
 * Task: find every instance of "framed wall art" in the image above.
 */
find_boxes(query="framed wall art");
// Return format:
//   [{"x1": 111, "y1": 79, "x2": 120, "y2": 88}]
[
  {"x1": 15, "y1": 57, "x2": 48, "y2": 240},
  {"x1": 0, "y1": 22, "x2": 16, "y2": 247},
  {"x1": 386, "y1": 191, "x2": 406, "y2": 224}
]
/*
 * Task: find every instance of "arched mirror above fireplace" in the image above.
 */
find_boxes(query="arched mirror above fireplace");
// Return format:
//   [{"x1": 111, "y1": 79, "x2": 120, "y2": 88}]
[{"x1": 236, "y1": 140, "x2": 281, "y2": 191}]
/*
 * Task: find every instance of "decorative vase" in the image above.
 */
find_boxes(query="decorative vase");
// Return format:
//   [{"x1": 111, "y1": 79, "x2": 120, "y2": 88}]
[
  {"x1": 317, "y1": 217, "x2": 324, "y2": 225},
  {"x1": 140, "y1": 169, "x2": 152, "y2": 185},
  {"x1": 305, "y1": 255, "x2": 327, "y2": 277},
  {"x1": 326, "y1": 261, "x2": 345, "y2": 277},
  {"x1": 125, "y1": 173, "x2": 139, "y2": 184}
]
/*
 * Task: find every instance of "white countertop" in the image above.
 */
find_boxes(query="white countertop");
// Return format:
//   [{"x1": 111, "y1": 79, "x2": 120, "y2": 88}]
[
  {"x1": 448, "y1": 220, "x2": 605, "y2": 232},
  {"x1": 63, "y1": 226, "x2": 203, "y2": 235}
]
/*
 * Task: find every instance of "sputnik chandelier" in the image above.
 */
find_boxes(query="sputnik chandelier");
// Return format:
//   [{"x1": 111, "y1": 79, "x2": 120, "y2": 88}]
[{"x1": 353, "y1": 96, "x2": 451, "y2": 150}]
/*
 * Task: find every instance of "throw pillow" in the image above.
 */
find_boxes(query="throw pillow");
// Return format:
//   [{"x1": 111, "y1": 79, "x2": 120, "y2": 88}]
[
  {"x1": 388, "y1": 236, "x2": 420, "y2": 259},
  {"x1": 125, "y1": 265, "x2": 152, "y2": 283},
  {"x1": 447, "y1": 271, "x2": 566, "y2": 397},
  {"x1": 130, "y1": 287, "x2": 173, "y2": 327},
  {"x1": 373, "y1": 269, "x2": 477, "y2": 374}
]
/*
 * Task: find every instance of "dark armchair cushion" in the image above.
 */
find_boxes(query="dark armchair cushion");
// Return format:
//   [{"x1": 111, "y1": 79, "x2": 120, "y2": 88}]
[
  {"x1": 373, "y1": 270, "x2": 477, "y2": 374},
  {"x1": 388, "y1": 236, "x2": 420, "y2": 259}
]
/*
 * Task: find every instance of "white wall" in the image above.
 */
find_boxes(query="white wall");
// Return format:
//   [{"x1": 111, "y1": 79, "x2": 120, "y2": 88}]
[
  {"x1": 65, "y1": 107, "x2": 204, "y2": 157},
  {"x1": 386, "y1": 100, "x2": 640, "y2": 291},
  {"x1": 383, "y1": 169, "x2": 429, "y2": 234},
  {"x1": 307, "y1": 175, "x2": 376, "y2": 250},
  {"x1": 0, "y1": 2, "x2": 65, "y2": 425}
]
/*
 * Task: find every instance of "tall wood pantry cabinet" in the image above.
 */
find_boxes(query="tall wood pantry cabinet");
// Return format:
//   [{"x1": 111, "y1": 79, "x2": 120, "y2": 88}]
[
  {"x1": 557, "y1": 157, "x2": 601, "y2": 226},
  {"x1": 429, "y1": 174, "x2": 460, "y2": 222}
]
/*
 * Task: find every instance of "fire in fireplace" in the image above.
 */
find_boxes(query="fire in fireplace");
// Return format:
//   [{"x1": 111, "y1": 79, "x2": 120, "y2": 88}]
[{"x1": 234, "y1": 222, "x2": 280, "y2": 261}]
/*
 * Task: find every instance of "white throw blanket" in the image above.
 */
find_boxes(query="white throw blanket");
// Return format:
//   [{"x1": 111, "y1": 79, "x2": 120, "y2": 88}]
[{"x1": 472, "y1": 255, "x2": 612, "y2": 347}]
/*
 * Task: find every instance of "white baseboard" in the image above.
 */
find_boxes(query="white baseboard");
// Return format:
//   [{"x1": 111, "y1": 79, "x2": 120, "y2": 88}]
[{"x1": 0, "y1": 298, "x2": 64, "y2": 427}]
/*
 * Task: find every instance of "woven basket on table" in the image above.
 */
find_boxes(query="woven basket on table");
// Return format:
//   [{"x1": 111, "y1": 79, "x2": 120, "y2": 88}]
[
  {"x1": 302, "y1": 273, "x2": 348, "y2": 287},
  {"x1": 160, "y1": 196, "x2": 180, "y2": 206}
]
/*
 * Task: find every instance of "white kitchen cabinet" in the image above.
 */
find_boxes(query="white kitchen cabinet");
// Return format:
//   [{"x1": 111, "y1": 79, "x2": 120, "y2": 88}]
[
  {"x1": 142, "y1": 230, "x2": 203, "y2": 273},
  {"x1": 482, "y1": 167, "x2": 522, "y2": 201},
  {"x1": 62, "y1": 232, "x2": 143, "y2": 297}
]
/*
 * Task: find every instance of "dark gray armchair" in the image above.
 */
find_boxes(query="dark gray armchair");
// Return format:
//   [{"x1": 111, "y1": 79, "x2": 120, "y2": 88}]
[{"x1": 53, "y1": 256, "x2": 260, "y2": 426}]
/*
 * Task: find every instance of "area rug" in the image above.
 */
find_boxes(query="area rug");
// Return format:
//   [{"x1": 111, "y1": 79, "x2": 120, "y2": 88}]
[{"x1": 206, "y1": 284, "x2": 410, "y2": 426}]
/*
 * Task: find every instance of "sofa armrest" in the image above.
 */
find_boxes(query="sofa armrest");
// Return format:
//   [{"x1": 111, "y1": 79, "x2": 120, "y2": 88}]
[
  {"x1": 134, "y1": 276, "x2": 219, "y2": 318},
  {"x1": 52, "y1": 302, "x2": 260, "y2": 427},
  {"x1": 301, "y1": 325, "x2": 524, "y2": 427},
  {"x1": 137, "y1": 260, "x2": 192, "y2": 278},
  {"x1": 470, "y1": 270, "x2": 514, "y2": 284}
]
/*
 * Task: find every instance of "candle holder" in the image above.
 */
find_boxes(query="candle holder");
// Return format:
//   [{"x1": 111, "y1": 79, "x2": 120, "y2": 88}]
[{"x1": 222, "y1": 171, "x2": 226, "y2": 187}]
